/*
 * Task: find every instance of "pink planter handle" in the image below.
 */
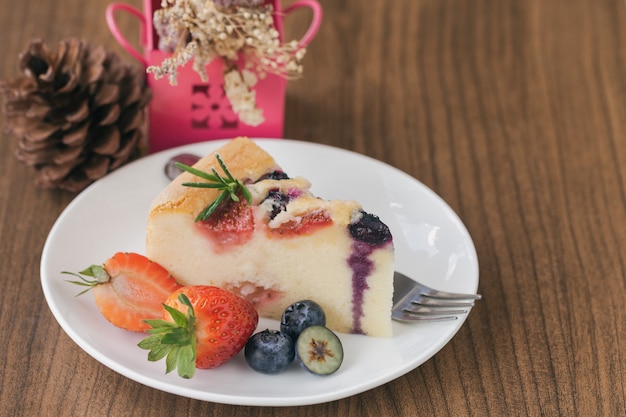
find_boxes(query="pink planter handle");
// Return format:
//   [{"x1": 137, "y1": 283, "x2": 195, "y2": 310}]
[
  {"x1": 105, "y1": 3, "x2": 148, "y2": 66},
  {"x1": 106, "y1": 1, "x2": 322, "y2": 66},
  {"x1": 283, "y1": 0, "x2": 323, "y2": 47}
]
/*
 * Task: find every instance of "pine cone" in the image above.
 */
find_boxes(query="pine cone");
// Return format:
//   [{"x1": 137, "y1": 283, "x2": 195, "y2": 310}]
[{"x1": 0, "y1": 38, "x2": 152, "y2": 192}]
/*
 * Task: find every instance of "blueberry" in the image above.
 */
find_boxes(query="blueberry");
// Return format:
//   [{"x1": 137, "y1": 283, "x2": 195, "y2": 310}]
[
  {"x1": 244, "y1": 330, "x2": 295, "y2": 374},
  {"x1": 295, "y1": 325, "x2": 343, "y2": 376},
  {"x1": 256, "y1": 170, "x2": 290, "y2": 181},
  {"x1": 349, "y1": 211, "x2": 392, "y2": 246},
  {"x1": 280, "y1": 300, "x2": 326, "y2": 341},
  {"x1": 262, "y1": 190, "x2": 290, "y2": 220}
]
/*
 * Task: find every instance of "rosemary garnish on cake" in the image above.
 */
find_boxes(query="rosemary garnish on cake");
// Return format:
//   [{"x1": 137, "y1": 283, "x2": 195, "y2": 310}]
[{"x1": 176, "y1": 154, "x2": 252, "y2": 221}]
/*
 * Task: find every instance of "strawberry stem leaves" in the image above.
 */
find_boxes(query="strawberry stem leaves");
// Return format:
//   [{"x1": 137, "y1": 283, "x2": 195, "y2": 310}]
[
  {"x1": 62, "y1": 265, "x2": 110, "y2": 296},
  {"x1": 138, "y1": 293, "x2": 198, "y2": 379},
  {"x1": 176, "y1": 153, "x2": 252, "y2": 222}
]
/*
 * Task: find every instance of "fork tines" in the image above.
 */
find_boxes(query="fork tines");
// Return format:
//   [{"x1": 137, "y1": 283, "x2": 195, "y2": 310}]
[
  {"x1": 391, "y1": 271, "x2": 481, "y2": 323},
  {"x1": 399, "y1": 297, "x2": 475, "y2": 321}
]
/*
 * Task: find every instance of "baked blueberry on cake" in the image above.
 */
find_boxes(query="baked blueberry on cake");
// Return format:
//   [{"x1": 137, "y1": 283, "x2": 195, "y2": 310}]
[{"x1": 146, "y1": 137, "x2": 394, "y2": 337}]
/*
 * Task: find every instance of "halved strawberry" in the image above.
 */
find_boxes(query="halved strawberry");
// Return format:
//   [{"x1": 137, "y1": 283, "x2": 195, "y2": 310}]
[
  {"x1": 64, "y1": 252, "x2": 182, "y2": 332},
  {"x1": 138, "y1": 286, "x2": 259, "y2": 378},
  {"x1": 269, "y1": 210, "x2": 333, "y2": 236},
  {"x1": 196, "y1": 193, "x2": 254, "y2": 247}
]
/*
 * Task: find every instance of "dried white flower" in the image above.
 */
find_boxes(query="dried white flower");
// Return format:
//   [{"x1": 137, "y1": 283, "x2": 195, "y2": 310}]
[
  {"x1": 224, "y1": 67, "x2": 264, "y2": 125},
  {"x1": 241, "y1": 69, "x2": 257, "y2": 86}
]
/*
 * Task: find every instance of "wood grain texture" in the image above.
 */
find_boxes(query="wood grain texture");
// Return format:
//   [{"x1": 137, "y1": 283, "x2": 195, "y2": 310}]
[{"x1": 1, "y1": 0, "x2": 625, "y2": 416}]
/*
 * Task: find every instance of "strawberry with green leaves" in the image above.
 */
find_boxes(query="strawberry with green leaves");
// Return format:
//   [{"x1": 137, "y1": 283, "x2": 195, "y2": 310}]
[
  {"x1": 138, "y1": 286, "x2": 259, "y2": 378},
  {"x1": 64, "y1": 252, "x2": 182, "y2": 332}
]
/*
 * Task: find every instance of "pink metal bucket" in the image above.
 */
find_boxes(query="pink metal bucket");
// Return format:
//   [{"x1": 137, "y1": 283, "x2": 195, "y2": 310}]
[{"x1": 106, "y1": 0, "x2": 322, "y2": 152}]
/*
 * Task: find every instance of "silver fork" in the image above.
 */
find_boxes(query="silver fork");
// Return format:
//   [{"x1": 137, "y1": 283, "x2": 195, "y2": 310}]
[
  {"x1": 165, "y1": 154, "x2": 482, "y2": 322},
  {"x1": 392, "y1": 271, "x2": 481, "y2": 322}
]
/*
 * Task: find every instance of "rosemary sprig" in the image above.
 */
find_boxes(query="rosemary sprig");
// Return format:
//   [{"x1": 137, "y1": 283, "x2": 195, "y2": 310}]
[{"x1": 175, "y1": 153, "x2": 252, "y2": 222}]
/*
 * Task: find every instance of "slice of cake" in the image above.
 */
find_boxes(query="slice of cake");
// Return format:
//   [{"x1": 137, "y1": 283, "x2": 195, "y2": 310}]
[{"x1": 146, "y1": 137, "x2": 394, "y2": 337}]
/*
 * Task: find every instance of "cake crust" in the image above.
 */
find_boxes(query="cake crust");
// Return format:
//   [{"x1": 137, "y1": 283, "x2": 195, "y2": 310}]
[{"x1": 149, "y1": 137, "x2": 281, "y2": 217}]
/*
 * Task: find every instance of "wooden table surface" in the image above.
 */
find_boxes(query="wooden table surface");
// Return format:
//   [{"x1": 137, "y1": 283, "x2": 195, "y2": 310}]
[{"x1": 2, "y1": 0, "x2": 626, "y2": 416}]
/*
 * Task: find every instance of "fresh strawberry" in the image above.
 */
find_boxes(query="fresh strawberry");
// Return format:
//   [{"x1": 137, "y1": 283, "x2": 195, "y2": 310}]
[
  {"x1": 197, "y1": 193, "x2": 254, "y2": 247},
  {"x1": 269, "y1": 210, "x2": 333, "y2": 236},
  {"x1": 64, "y1": 252, "x2": 182, "y2": 332},
  {"x1": 138, "y1": 286, "x2": 259, "y2": 378}
]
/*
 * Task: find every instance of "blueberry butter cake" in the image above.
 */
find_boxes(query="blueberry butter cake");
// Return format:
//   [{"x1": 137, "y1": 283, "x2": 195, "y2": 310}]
[{"x1": 146, "y1": 137, "x2": 394, "y2": 337}]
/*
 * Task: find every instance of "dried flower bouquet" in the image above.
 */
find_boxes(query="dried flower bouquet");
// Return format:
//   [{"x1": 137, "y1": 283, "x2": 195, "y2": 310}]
[{"x1": 148, "y1": 0, "x2": 306, "y2": 126}]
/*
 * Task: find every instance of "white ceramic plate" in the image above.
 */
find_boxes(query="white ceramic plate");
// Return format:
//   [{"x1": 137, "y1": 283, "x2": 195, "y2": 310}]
[{"x1": 41, "y1": 139, "x2": 479, "y2": 406}]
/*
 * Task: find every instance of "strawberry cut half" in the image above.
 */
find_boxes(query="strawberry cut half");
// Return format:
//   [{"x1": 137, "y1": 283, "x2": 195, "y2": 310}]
[
  {"x1": 64, "y1": 252, "x2": 182, "y2": 332},
  {"x1": 269, "y1": 210, "x2": 333, "y2": 236},
  {"x1": 196, "y1": 194, "x2": 254, "y2": 247}
]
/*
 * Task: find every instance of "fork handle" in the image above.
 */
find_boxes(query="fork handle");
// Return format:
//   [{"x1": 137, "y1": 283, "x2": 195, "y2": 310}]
[{"x1": 423, "y1": 289, "x2": 482, "y2": 300}]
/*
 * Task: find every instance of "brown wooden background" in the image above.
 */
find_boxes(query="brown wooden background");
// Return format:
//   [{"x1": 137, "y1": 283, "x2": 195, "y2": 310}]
[{"x1": 1, "y1": 0, "x2": 625, "y2": 416}]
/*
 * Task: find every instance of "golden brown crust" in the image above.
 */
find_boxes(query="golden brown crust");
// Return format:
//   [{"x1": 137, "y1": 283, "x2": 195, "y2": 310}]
[{"x1": 149, "y1": 137, "x2": 280, "y2": 218}]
